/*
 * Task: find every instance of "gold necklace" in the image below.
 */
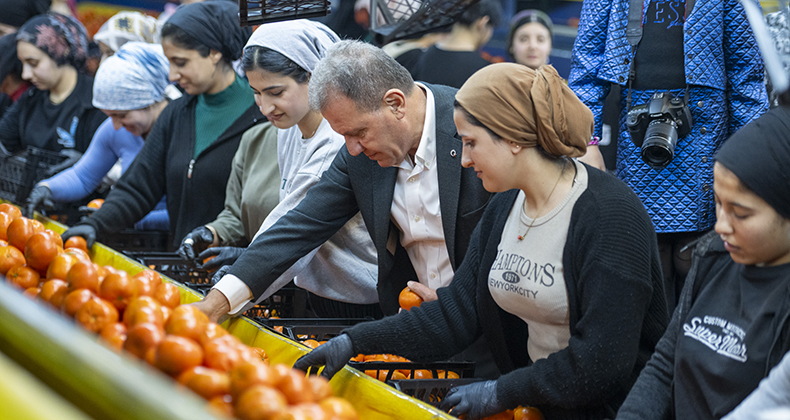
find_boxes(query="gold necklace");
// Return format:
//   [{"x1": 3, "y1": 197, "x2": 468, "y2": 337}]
[{"x1": 517, "y1": 163, "x2": 566, "y2": 241}]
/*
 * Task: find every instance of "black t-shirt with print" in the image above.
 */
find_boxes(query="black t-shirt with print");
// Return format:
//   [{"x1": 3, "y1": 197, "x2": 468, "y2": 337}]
[
  {"x1": 674, "y1": 261, "x2": 790, "y2": 420},
  {"x1": 632, "y1": 0, "x2": 687, "y2": 90}
]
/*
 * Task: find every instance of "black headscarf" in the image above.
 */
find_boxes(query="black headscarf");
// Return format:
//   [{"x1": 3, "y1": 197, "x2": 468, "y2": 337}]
[
  {"x1": 16, "y1": 13, "x2": 89, "y2": 70},
  {"x1": 715, "y1": 106, "x2": 790, "y2": 220},
  {"x1": 165, "y1": 1, "x2": 252, "y2": 61},
  {"x1": 0, "y1": 33, "x2": 21, "y2": 80},
  {"x1": 0, "y1": 0, "x2": 51, "y2": 28}
]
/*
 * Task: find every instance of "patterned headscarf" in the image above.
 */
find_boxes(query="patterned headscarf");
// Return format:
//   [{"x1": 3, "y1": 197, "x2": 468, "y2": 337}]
[
  {"x1": 16, "y1": 13, "x2": 89, "y2": 70},
  {"x1": 93, "y1": 42, "x2": 172, "y2": 111},
  {"x1": 93, "y1": 11, "x2": 160, "y2": 53},
  {"x1": 455, "y1": 63, "x2": 592, "y2": 158}
]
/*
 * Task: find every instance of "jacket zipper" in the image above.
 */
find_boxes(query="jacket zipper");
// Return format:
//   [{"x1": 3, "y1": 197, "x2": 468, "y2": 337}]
[{"x1": 187, "y1": 159, "x2": 195, "y2": 179}]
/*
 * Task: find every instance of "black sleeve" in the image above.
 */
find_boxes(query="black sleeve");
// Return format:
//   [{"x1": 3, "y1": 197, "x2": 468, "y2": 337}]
[
  {"x1": 0, "y1": 98, "x2": 23, "y2": 153},
  {"x1": 227, "y1": 149, "x2": 361, "y2": 299},
  {"x1": 78, "y1": 104, "x2": 172, "y2": 234}
]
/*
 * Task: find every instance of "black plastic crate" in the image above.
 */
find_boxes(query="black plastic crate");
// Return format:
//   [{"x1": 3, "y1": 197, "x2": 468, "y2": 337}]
[
  {"x1": 389, "y1": 378, "x2": 481, "y2": 407},
  {"x1": 253, "y1": 317, "x2": 373, "y2": 341},
  {"x1": 239, "y1": 0, "x2": 330, "y2": 26},
  {"x1": 122, "y1": 251, "x2": 308, "y2": 319},
  {"x1": 243, "y1": 286, "x2": 308, "y2": 319},
  {"x1": 348, "y1": 360, "x2": 475, "y2": 382},
  {"x1": 0, "y1": 147, "x2": 66, "y2": 203},
  {"x1": 122, "y1": 251, "x2": 212, "y2": 288},
  {"x1": 99, "y1": 230, "x2": 170, "y2": 253}
]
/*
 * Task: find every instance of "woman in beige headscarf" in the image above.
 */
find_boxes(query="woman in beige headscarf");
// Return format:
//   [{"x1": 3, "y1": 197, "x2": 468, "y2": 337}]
[{"x1": 294, "y1": 63, "x2": 669, "y2": 420}]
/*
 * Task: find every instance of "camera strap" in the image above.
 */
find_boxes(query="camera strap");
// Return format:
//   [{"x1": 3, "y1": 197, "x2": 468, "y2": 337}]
[{"x1": 625, "y1": 0, "x2": 693, "y2": 111}]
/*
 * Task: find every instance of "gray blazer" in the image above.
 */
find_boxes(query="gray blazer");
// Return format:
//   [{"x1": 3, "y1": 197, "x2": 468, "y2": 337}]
[{"x1": 228, "y1": 83, "x2": 492, "y2": 315}]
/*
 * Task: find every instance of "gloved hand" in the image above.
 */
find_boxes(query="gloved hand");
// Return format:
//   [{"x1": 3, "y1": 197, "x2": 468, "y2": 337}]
[
  {"x1": 24, "y1": 185, "x2": 54, "y2": 218},
  {"x1": 176, "y1": 226, "x2": 215, "y2": 262},
  {"x1": 198, "y1": 246, "x2": 245, "y2": 271},
  {"x1": 61, "y1": 224, "x2": 97, "y2": 249},
  {"x1": 439, "y1": 380, "x2": 502, "y2": 420},
  {"x1": 210, "y1": 264, "x2": 232, "y2": 285},
  {"x1": 45, "y1": 149, "x2": 83, "y2": 177},
  {"x1": 293, "y1": 333, "x2": 355, "y2": 380}
]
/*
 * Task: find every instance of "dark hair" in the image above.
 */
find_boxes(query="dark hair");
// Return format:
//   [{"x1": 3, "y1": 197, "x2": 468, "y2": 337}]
[
  {"x1": 241, "y1": 46, "x2": 310, "y2": 84},
  {"x1": 161, "y1": 22, "x2": 233, "y2": 68},
  {"x1": 507, "y1": 9, "x2": 554, "y2": 59},
  {"x1": 453, "y1": 100, "x2": 501, "y2": 140},
  {"x1": 457, "y1": 0, "x2": 503, "y2": 28}
]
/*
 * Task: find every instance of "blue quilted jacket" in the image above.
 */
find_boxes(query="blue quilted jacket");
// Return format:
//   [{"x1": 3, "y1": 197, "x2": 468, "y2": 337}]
[{"x1": 569, "y1": 0, "x2": 768, "y2": 233}]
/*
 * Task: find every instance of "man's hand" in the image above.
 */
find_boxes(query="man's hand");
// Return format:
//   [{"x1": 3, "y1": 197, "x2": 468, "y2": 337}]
[
  {"x1": 293, "y1": 334, "x2": 355, "y2": 380},
  {"x1": 577, "y1": 144, "x2": 606, "y2": 171},
  {"x1": 198, "y1": 246, "x2": 245, "y2": 271},
  {"x1": 439, "y1": 380, "x2": 503, "y2": 420},
  {"x1": 407, "y1": 280, "x2": 438, "y2": 302},
  {"x1": 189, "y1": 289, "x2": 232, "y2": 324}
]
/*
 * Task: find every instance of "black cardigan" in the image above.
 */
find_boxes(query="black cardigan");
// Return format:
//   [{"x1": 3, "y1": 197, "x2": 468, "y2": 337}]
[
  {"x1": 345, "y1": 166, "x2": 668, "y2": 420},
  {"x1": 78, "y1": 93, "x2": 264, "y2": 248}
]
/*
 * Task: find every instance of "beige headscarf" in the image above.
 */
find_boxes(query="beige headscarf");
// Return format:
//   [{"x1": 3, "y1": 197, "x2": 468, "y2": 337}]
[{"x1": 455, "y1": 63, "x2": 592, "y2": 158}]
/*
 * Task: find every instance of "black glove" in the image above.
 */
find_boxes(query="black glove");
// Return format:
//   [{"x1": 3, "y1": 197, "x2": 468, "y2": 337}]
[
  {"x1": 24, "y1": 185, "x2": 54, "y2": 218},
  {"x1": 176, "y1": 226, "x2": 215, "y2": 262},
  {"x1": 45, "y1": 149, "x2": 83, "y2": 177},
  {"x1": 293, "y1": 333, "x2": 355, "y2": 380},
  {"x1": 439, "y1": 380, "x2": 502, "y2": 420},
  {"x1": 61, "y1": 224, "x2": 97, "y2": 249},
  {"x1": 198, "y1": 246, "x2": 245, "y2": 271},
  {"x1": 210, "y1": 264, "x2": 232, "y2": 285}
]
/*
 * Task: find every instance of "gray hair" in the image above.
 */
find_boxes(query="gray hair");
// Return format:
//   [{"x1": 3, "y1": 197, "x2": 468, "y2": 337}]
[{"x1": 309, "y1": 40, "x2": 414, "y2": 113}]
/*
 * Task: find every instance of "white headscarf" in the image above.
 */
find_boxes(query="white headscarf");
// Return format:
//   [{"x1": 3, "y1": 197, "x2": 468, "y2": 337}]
[
  {"x1": 93, "y1": 11, "x2": 160, "y2": 53},
  {"x1": 92, "y1": 42, "x2": 173, "y2": 111},
  {"x1": 244, "y1": 19, "x2": 339, "y2": 73}
]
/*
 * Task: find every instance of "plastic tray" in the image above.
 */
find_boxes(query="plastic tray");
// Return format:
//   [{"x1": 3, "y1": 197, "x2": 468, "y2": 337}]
[
  {"x1": 0, "y1": 147, "x2": 65, "y2": 203},
  {"x1": 348, "y1": 360, "x2": 476, "y2": 382},
  {"x1": 390, "y1": 378, "x2": 481, "y2": 406},
  {"x1": 98, "y1": 229, "x2": 170, "y2": 253},
  {"x1": 254, "y1": 317, "x2": 374, "y2": 341}
]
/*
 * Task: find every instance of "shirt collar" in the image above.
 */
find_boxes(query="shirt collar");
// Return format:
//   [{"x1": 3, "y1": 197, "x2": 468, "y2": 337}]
[{"x1": 399, "y1": 83, "x2": 437, "y2": 169}]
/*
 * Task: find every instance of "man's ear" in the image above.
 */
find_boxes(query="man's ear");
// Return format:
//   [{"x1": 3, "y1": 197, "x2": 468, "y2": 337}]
[
  {"x1": 383, "y1": 89, "x2": 407, "y2": 119},
  {"x1": 474, "y1": 16, "x2": 491, "y2": 33}
]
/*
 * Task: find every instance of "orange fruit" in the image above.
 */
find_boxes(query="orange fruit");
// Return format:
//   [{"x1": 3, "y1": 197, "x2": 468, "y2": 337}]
[
  {"x1": 75, "y1": 297, "x2": 119, "y2": 333},
  {"x1": 24, "y1": 231, "x2": 61, "y2": 273},
  {"x1": 87, "y1": 199, "x2": 104, "y2": 209},
  {"x1": 514, "y1": 406, "x2": 544, "y2": 420},
  {"x1": 154, "y1": 335, "x2": 204, "y2": 377},
  {"x1": 398, "y1": 286, "x2": 423, "y2": 310},
  {"x1": 6, "y1": 217, "x2": 37, "y2": 251},
  {"x1": 0, "y1": 203, "x2": 22, "y2": 220},
  {"x1": 5, "y1": 264, "x2": 40, "y2": 289},
  {"x1": 319, "y1": 397, "x2": 358, "y2": 420},
  {"x1": 39, "y1": 279, "x2": 68, "y2": 307},
  {"x1": 64, "y1": 236, "x2": 89, "y2": 253},
  {"x1": 234, "y1": 384, "x2": 287, "y2": 420}
]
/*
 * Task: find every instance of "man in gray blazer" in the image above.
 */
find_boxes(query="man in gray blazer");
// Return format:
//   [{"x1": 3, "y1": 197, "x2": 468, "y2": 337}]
[{"x1": 194, "y1": 40, "x2": 491, "y2": 319}]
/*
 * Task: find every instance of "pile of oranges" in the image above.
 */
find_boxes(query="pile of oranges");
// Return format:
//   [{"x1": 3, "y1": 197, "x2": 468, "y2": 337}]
[{"x1": 0, "y1": 203, "x2": 359, "y2": 420}]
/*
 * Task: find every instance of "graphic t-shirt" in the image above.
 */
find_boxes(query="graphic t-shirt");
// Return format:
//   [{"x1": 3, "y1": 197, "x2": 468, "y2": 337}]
[
  {"x1": 632, "y1": 0, "x2": 687, "y2": 90},
  {"x1": 674, "y1": 261, "x2": 790, "y2": 420},
  {"x1": 489, "y1": 161, "x2": 588, "y2": 362}
]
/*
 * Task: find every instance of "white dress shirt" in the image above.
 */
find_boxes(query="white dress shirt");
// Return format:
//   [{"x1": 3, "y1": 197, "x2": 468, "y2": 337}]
[{"x1": 390, "y1": 84, "x2": 454, "y2": 290}]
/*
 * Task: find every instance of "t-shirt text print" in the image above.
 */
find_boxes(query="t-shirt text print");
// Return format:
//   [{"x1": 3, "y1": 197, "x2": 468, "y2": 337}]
[
  {"x1": 683, "y1": 316, "x2": 748, "y2": 363},
  {"x1": 488, "y1": 161, "x2": 588, "y2": 362},
  {"x1": 647, "y1": 1, "x2": 685, "y2": 29}
]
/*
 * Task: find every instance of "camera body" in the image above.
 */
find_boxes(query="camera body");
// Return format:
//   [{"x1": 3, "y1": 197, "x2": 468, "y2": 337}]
[{"x1": 626, "y1": 92, "x2": 693, "y2": 169}]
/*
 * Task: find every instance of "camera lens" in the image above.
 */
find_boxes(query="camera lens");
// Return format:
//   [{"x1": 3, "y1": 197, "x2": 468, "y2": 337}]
[{"x1": 641, "y1": 120, "x2": 678, "y2": 169}]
